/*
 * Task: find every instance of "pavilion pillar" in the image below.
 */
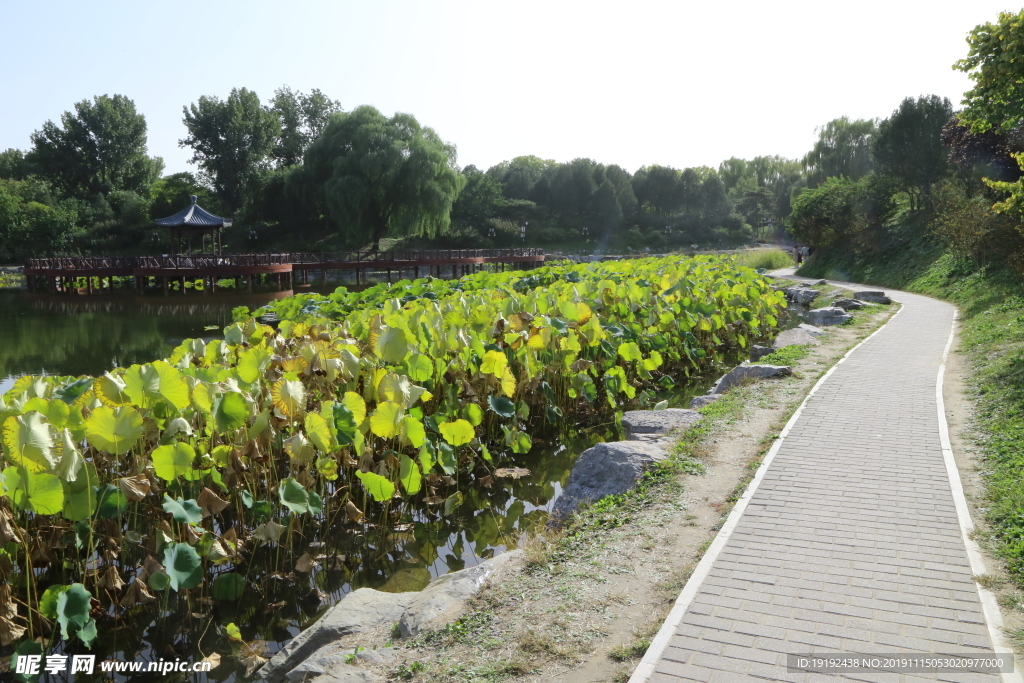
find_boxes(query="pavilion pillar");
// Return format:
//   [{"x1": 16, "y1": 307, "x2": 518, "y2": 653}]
[
  {"x1": 162, "y1": 277, "x2": 169, "y2": 296},
  {"x1": 247, "y1": 274, "x2": 253, "y2": 292}
]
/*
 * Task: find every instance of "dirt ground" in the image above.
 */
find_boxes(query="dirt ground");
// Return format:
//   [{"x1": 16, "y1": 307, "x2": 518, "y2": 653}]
[{"x1": 329, "y1": 291, "x2": 900, "y2": 683}]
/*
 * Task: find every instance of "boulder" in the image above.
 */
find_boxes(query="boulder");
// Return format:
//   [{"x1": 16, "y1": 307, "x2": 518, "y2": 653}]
[
  {"x1": 355, "y1": 647, "x2": 401, "y2": 665},
  {"x1": 690, "y1": 394, "x2": 724, "y2": 409},
  {"x1": 551, "y1": 441, "x2": 669, "y2": 518},
  {"x1": 784, "y1": 287, "x2": 820, "y2": 306},
  {"x1": 710, "y1": 364, "x2": 792, "y2": 394},
  {"x1": 798, "y1": 323, "x2": 824, "y2": 336},
  {"x1": 259, "y1": 589, "x2": 414, "y2": 682},
  {"x1": 398, "y1": 550, "x2": 523, "y2": 637},
  {"x1": 305, "y1": 670, "x2": 383, "y2": 683},
  {"x1": 805, "y1": 306, "x2": 852, "y2": 326},
  {"x1": 749, "y1": 344, "x2": 774, "y2": 361},
  {"x1": 813, "y1": 279, "x2": 827, "y2": 285},
  {"x1": 852, "y1": 290, "x2": 891, "y2": 304},
  {"x1": 621, "y1": 409, "x2": 702, "y2": 440},
  {"x1": 772, "y1": 327, "x2": 820, "y2": 350},
  {"x1": 832, "y1": 298, "x2": 867, "y2": 311},
  {"x1": 285, "y1": 656, "x2": 382, "y2": 683}
]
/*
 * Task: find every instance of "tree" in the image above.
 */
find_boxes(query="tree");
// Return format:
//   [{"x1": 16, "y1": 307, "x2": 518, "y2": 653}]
[
  {"x1": 149, "y1": 172, "x2": 225, "y2": 219},
  {"x1": 632, "y1": 165, "x2": 683, "y2": 214},
  {"x1": 802, "y1": 117, "x2": 876, "y2": 187},
  {"x1": 27, "y1": 94, "x2": 163, "y2": 200},
  {"x1": 955, "y1": 10, "x2": 1024, "y2": 134},
  {"x1": 0, "y1": 149, "x2": 31, "y2": 180},
  {"x1": 450, "y1": 165, "x2": 506, "y2": 229},
  {"x1": 271, "y1": 86, "x2": 342, "y2": 167},
  {"x1": 486, "y1": 156, "x2": 556, "y2": 200},
  {"x1": 301, "y1": 106, "x2": 465, "y2": 250},
  {"x1": 180, "y1": 88, "x2": 280, "y2": 210},
  {"x1": 872, "y1": 95, "x2": 953, "y2": 209}
]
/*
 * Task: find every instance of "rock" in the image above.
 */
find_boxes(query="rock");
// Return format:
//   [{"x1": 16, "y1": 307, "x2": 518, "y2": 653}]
[
  {"x1": 832, "y1": 298, "x2": 867, "y2": 311},
  {"x1": 813, "y1": 279, "x2": 827, "y2": 285},
  {"x1": 399, "y1": 550, "x2": 523, "y2": 637},
  {"x1": 852, "y1": 290, "x2": 891, "y2": 304},
  {"x1": 551, "y1": 441, "x2": 669, "y2": 518},
  {"x1": 304, "y1": 670, "x2": 383, "y2": 683},
  {"x1": 798, "y1": 323, "x2": 824, "y2": 336},
  {"x1": 772, "y1": 327, "x2": 821, "y2": 350},
  {"x1": 806, "y1": 306, "x2": 853, "y2": 326},
  {"x1": 710, "y1": 364, "x2": 792, "y2": 394},
  {"x1": 690, "y1": 394, "x2": 723, "y2": 409},
  {"x1": 356, "y1": 647, "x2": 401, "y2": 665},
  {"x1": 749, "y1": 344, "x2": 774, "y2": 361},
  {"x1": 784, "y1": 287, "x2": 820, "y2": 306},
  {"x1": 621, "y1": 409, "x2": 702, "y2": 440},
  {"x1": 259, "y1": 589, "x2": 414, "y2": 682}
]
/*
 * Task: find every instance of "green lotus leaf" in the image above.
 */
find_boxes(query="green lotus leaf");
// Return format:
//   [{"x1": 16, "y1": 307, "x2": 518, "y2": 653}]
[
  {"x1": 152, "y1": 442, "x2": 197, "y2": 482},
  {"x1": 23, "y1": 397, "x2": 70, "y2": 428},
  {"x1": 212, "y1": 391, "x2": 248, "y2": 433},
  {"x1": 39, "y1": 584, "x2": 70, "y2": 620},
  {"x1": 617, "y1": 342, "x2": 643, "y2": 362},
  {"x1": 406, "y1": 354, "x2": 433, "y2": 382},
  {"x1": 271, "y1": 379, "x2": 306, "y2": 418},
  {"x1": 248, "y1": 409, "x2": 271, "y2": 440},
  {"x1": 12, "y1": 641, "x2": 44, "y2": 683},
  {"x1": 308, "y1": 490, "x2": 323, "y2": 515},
  {"x1": 124, "y1": 361, "x2": 190, "y2": 411},
  {"x1": 439, "y1": 419, "x2": 474, "y2": 447},
  {"x1": 399, "y1": 454, "x2": 422, "y2": 495},
  {"x1": 279, "y1": 476, "x2": 311, "y2": 514},
  {"x1": 343, "y1": 391, "x2": 367, "y2": 425},
  {"x1": 2, "y1": 412, "x2": 57, "y2": 472},
  {"x1": 85, "y1": 405, "x2": 144, "y2": 455},
  {"x1": 355, "y1": 470, "x2": 396, "y2": 502},
  {"x1": 398, "y1": 415, "x2": 425, "y2": 450},
  {"x1": 437, "y1": 442, "x2": 457, "y2": 475},
  {"x1": 149, "y1": 572, "x2": 171, "y2": 590},
  {"x1": 370, "y1": 401, "x2": 404, "y2": 439},
  {"x1": 487, "y1": 395, "x2": 516, "y2": 418},
  {"x1": 418, "y1": 445, "x2": 435, "y2": 473},
  {"x1": 316, "y1": 456, "x2": 339, "y2": 481},
  {"x1": 56, "y1": 583, "x2": 95, "y2": 645},
  {"x1": 283, "y1": 432, "x2": 315, "y2": 463},
  {"x1": 95, "y1": 483, "x2": 128, "y2": 519},
  {"x1": 375, "y1": 326, "x2": 410, "y2": 364},
  {"x1": 480, "y1": 350, "x2": 508, "y2": 377},
  {"x1": 4, "y1": 466, "x2": 64, "y2": 514},
  {"x1": 463, "y1": 403, "x2": 483, "y2": 426},
  {"x1": 162, "y1": 494, "x2": 203, "y2": 524},
  {"x1": 61, "y1": 461, "x2": 98, "y2": 521},
  {"x1": 93, "y1": 373, "x2": 131, "y2": 407},
  {"x1": 305, "y1": 412, "x2": 334, "y2": 453},
  {"x1": 237, "y1": 346, "x2": 274, "y2": 384},
  {"x1": 444, "y1": 491, "x2": 464, "y2": 515},
  {"x1": 332, "y1": 402, "x2": 358, "y2": 445},
  {"x1": 212, "y1": 573, "x2": 247, "y2": 601},
  {"x1": 163, "y1": 542, "x2": 203, "y2": 591}
]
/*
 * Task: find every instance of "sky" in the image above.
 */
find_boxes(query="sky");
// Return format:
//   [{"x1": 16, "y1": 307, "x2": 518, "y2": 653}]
[{"x1": 0, "y1": 0, "x2": 1017, "y2": 176}]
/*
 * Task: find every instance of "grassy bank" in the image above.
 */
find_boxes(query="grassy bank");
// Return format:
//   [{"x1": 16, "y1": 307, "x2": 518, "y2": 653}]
[{"x1": 800, "y1": 246, "x2": 1024, "y2": 581}]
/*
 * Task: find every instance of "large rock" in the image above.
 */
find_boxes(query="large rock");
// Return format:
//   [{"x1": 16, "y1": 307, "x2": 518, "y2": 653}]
[
  {"x1": 772, "y1": 327, "x2": 821, "y2": 350},
  {"x1": 806, "y1": 306, "x2": 852, "y2": 326},
  {"x1": 398, "y1": 550, "x2": 523, "y2": 637},
  {"x1": 710, "y1": 364, "x2": 792, "y2": 394},
  {"x1": 832, "y1": 298, "x2": 867, "y2": 311},
  {"x1": 259, "y1": 589, "x2": 414, "y2": 682},
  {"x1": 784, "y1": 287, "x2": 820, "y2": 306},
  {"x1": 690, "y1": 394, "x2": 724, "y2": 409},
  {"x1": 286, "y1": 656, "x2": 383, "y2": 683},
  {"x1": 551, "y1": 441, "x2": 669, "y2": 518},
  {"x1": 621, "y1": 409, "x2": 702, "y2": 440},
  {"x1": 798, "y1": 323, "x2": 824, "y2": 336},
  {"x1": 852, "y1": 290, "x2": 891, "y2": 304},
  {"x1": 749, "y1": 344, "x2": 774, "y2": 361}
]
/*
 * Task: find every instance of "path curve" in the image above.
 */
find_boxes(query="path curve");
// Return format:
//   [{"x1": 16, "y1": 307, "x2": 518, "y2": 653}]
[{"x1": 631, "y1": 277, "x2": 1019, "y2": 683}]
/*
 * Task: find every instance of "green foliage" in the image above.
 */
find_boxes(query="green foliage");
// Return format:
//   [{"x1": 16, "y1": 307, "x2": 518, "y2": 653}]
[
  {"x1": 802, "y1": 117, "x2": 876, "y2": 187},
  {"x1": 872, "y1": 95, "x2": 954, "y2": 209},
  {"x1": 756, "y1": 344, "x2": 809, "y2": 366},
  {"x1": 301, "y1": 105, "x2": 466, "y2": 250},
  {"x1": 955, "y1": 10, "x2": 1024, "y2": 135}
]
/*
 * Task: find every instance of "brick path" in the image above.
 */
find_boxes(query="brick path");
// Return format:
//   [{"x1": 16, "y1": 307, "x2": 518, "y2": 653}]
[{"x1": 637, "y1": 286, "x2": 1006, "y2": 682}]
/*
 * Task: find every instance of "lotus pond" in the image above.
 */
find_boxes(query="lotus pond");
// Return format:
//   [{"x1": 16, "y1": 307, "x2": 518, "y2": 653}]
[{"x1": 0, "y1": 256, "x2": 786, "y2": 681}]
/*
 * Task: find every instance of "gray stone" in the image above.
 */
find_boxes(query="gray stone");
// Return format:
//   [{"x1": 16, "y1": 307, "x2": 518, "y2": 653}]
[
  {"x1": 806, "y1": 306, "x2": 853, "y2": 326},
  {"x1": 259, "y1": 589, "x2": 414, "y2": 682},
  {"x1": 710, "y1": 364, "x2": 793, "y2": 394},
  {"x1": 784, "y1": 287, "x2": 820, "y2": 306},
  {"x1": 306, "y1": 670, "x2": 383, "y2": 683},
  {"x1": 798, "y1": 323, "x2": 824, "y2": 336},
  {"x1": 399, "y1": 550, "x2": 523, "y2": 637},
  {"x1": 832, "y1": 298, "x2": 867, "y2": 311},
  {"x1": 621, "y1": 408, "x2": 702, "y2": 440},
  {"x1": 813, "y1": 279, "x2": 827, "y2": 285},
  {"x1": 749, "y1": 344, "x2": 774, "y2": 361},
  {"x1": 690, "y1": 394, "x2": 724, "y2": 409},
  {"x1": 355, "y1": 647, "x2": 401, "y2": 665},
  {"x1": 772, "y1": 327, "x2": 821, "y2": 350},
  {"x1": 284, "y1": 653, "x2": 383, "y2": 683},
  {"x1": 551, "y1": 441, "x2": 669, "y2": 518},
  {"x1": 852, "y1": 290, "x2": 891, "y2": 304}
]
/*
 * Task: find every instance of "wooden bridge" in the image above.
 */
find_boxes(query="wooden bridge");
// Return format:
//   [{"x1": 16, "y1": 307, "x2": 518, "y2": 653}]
[{"x1": 23, "y1": 249, "x2": 545, "y2": 293}]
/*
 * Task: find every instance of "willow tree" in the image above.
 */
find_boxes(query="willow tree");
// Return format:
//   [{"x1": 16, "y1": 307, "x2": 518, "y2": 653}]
[{"x1": 302, "y1": 106, "x2": 465, "y2": 250}]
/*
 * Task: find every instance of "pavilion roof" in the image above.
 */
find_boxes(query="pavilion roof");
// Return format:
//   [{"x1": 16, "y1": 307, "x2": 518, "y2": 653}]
[{"x1": 154, "y1": 196, "x2": 232, "y2": 228}]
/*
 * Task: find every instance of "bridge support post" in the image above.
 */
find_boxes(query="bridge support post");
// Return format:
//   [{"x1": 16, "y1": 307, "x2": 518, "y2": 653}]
[{"x1": 246, "y1": 274, "x2": 253, "y2": 292}]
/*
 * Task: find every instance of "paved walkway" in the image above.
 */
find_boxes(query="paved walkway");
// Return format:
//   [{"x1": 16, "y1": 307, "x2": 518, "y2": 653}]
[{"x1": 635, "y1": 282, "x2": 1009, "y2": 682}]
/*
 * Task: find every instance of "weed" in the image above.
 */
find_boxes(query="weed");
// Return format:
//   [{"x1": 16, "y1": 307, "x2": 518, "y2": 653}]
[
  {"x1": 757, "y1": 344, "x2": 810, "y2": 366},
  {"x1": 394, "y1": 660, "x2": 427, "y2": 680}
]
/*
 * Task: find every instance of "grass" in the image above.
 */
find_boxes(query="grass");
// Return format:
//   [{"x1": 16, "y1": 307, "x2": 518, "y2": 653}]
[
  {"x1": 801, "y1": 243, "x2": 1024, "y2": 584},
  {"x1": 731, "y1": 248, "x2": 794, "y2": 271},
  {"x1": 757, "y1": 344, "x2": 810, "y2": 366}
]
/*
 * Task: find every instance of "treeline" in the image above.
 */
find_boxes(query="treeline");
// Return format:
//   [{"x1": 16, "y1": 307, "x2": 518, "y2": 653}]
[{"x1": 789, "y1": 10, "x2": 1024, "y2": 274}]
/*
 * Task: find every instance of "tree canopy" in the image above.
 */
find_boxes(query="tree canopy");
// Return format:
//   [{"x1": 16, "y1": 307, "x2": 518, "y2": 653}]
[
  {"x1": 955, "y1": 10, "x2": 1024, "y2": 134},
  {"x1": 872, "y1": 95, "x2": 953, "y2": 209},
  {"x1": 301, "y1": 106, "x2": 465, "y2": 250},
  {"x1": 27, "y1": 94, "x2": 163, "y2": 200},
  {"x1": 802, "y1": 117, "x2": 876, "y2": 187}
]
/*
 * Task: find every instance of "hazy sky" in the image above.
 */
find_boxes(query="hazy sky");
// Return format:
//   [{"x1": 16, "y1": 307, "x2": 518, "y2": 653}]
[{"x1": 0, "y1": 1, "x2": 1015, "y2": 176}]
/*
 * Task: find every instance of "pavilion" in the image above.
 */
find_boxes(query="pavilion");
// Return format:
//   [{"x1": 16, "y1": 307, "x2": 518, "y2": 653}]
[{"x1": 153, "y1": 195, "x2": 233, "y2": 254}]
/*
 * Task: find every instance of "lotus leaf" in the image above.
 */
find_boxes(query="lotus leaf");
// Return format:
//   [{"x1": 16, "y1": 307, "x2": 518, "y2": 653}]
[
  {"x1": 3, "y1": 467, "x2": 63, "y2": 515},
  {"x1": 152, "y1": 442, "x2": 197, "y2": 482},
  {"x1": 283, "y1": 432, "x2": 314, "y2": 463},
  {"x1": 304, "y1": 413, "x2": 334, "y2": 452},
  {"x1": 444, "y1": 491, "x2": 464, "y2": 515},
  {"x1": 236, "y1": 346, "x2": 273, "y2": 383},
  {"x1": 95, "y1": 483, "x2": 128, "y2": 519},
  {"x1": 480, "y1": 350, "x2": 508, "y2": 377},
  {"x1": 93, "y1": 373, "x2": 130, "y2": 406},
  {"x1": 406, "y1": 354, "x2": 433, "y2": 382},
  {"x1": 56, "y1": 583, "x2": 96, "y2": 646},
  {"x1": 212, "y1": 391, "x2": 248, "y2": 433},
  {"x1": 271, "y1": 379, "x2": 306, "y2": 417},
  {"x1": 355, "y1": 470, "x2": 396, "y2": 502},
  {"x1": 439, "y1": 419, "x2": 474, "y2": 447},
  {"x1": 342, "y1": 391, "x2": 367, "y2": 425},
  {"x1": 124, "y1": 361, "x2": 189, "y2": 411},
  {"x1": 370, "y1": 401, "x2": 404, "y2": 438},
  {"x1": 163, "y1": 542, "x2": 203, "y2": 590},
  {"x1": 399, "y1": 454, "x2": 422, "y2": 495},
  {"x1": 212, "y1": 572, "x2": 246, "y2": 601},
  {"x1": 162, "y1": 494, "x2": 203, "y2": 524},
  {"x1": 85, "y1": 405, "x2": 143, "y2": 455},
  {"x1": 39, "y1": 584, "x2": 70, "y2": 619},
  {"x1": 2, "y1": 412, "x2": 57, "y2": 472},
  {"x1": 279, "y1": 477, "x2": 314, "y2": 514},
  {"x1": 374, "y1": 326, "x2": 409, "y2": 364},
  {"x1": 487, "y1": 395, "x2": 516, "y2": 418},
  {"x1": 463, "y1": 403, "x2": 483, "y2": 426}
]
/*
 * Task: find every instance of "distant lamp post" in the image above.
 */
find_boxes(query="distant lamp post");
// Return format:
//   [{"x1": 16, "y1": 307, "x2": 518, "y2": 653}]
[{"x1": 521, "y1": 222, "x2": 528, "y2": 242}]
